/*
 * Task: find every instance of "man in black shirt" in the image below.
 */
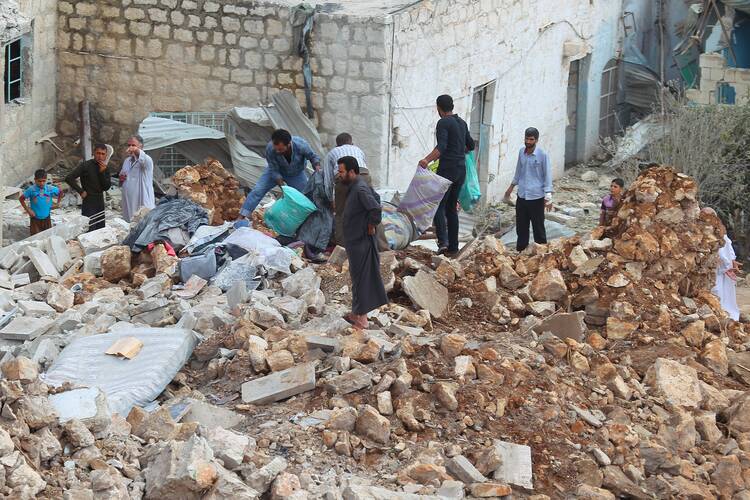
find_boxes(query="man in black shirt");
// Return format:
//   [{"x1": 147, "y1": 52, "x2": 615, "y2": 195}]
[
  {"x1": 419, "y1": 94, "x2": 475, "y2": 256},
  {"x1": 65, "y1": 143, "x2": 112, "y2": 232}
]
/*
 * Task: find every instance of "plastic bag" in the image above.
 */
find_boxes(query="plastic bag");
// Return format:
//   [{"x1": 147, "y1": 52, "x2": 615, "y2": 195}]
[
  {"x1": 223, "y1": 227, "x2": 281, "y2": 252},
  {"x1": 398, "y1": 168, "x2": 452, "y2": 233},
  {"x1": 459, "y1": 151, "x2": 482, "y2": 212},
  {"x1": 263, "y1": 186, "x2": 317, "y2": 237},
  {"x1": 179, "y1": 251, "x2": 217, "y2": 282}
]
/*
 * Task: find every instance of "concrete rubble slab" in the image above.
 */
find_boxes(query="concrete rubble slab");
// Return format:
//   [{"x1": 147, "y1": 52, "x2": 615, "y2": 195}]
[
  {"x1": 45, "y1": 235, "x2": 72, "y2": 273},
  {"x1": 0, "y1": 249, "x2": 20, "y2": 270},
  {"x1": 531, "y1": 311, "x2": 587, "y2": 341},
  {"x1": 76, "y1": 225, "x2": 127, "y2": 254},
  {"x1": 0, "y1": 316, "x2": 53, "y2": 340},
  {"x1": 323, "y1": 369, "x2": 372, "y2": 395},
  {"x1": 47, "y1": 387, "x2": 112, "y2": 430},
  {"x1": 342, "y1": 485, "x2": 443, "y2": 500},
  {"x1": 179, "y1": 398, "x2": 246, "y2": 429},
  {"x1": 18, "y1": 300, "x2": 57, "y2": 318},
  {"x1": 304, "y1": 335, "x2": 340, "y2": 353},
  {"x1": 446, "y1": 455, "x2": 487, "y2": 483},
  {"x1": 492, "y1": 440, "x2": 533, "y2": 489},
  {"x1": 241, "y1": 362, "x2": 316, "y2": 404},
  {"x1": 403, "y1": 270, "x2": 449, "y2": 319},
  {"x1": 24, "y1": 246, "x2": 60, "y2": 279}
]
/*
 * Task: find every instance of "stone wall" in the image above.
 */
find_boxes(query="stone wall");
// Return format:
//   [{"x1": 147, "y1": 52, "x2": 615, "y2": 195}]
[
  {"x1": 1, "y1": 0, "x2": 58, "y2": 187},
  {"x1": 384, "y1": 0, "x2": 625, "y2": 199},
  {"x1": 55, "y1": 0, "x2": 390, "y2": 182},
  {"x1": 686, "y1": 52, "x2": 750, "y2": 105}
]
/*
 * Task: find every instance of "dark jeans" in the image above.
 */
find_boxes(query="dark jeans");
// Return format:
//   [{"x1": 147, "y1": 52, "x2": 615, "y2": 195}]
[
  {"x1": 515, "y1": 196, "x2": 547, "y2": 251},
  {"x1": 82, "y1": 193, "x2": 106, "y2": 232},
  {"x1": 434, "y1": 169, "x2": 465, "y2": 252}
]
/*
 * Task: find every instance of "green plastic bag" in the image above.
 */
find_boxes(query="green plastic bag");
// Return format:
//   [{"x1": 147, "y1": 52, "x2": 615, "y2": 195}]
[
  {"x1": 263, "y1": 186, "x2": 317, "y2": 236},
  {"x1": 459, "y1": 152, "x2": 481, "y2": 212}
]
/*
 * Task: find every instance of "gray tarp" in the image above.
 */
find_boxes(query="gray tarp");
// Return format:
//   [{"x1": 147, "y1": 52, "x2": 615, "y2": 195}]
[
  {"x1": 43, "y1": 327, "x2": 198, "y2": 417},
  {"x1": 138, "y1": 90, "x2": 324, "y2": 189},
  {"x1": 623, "y1": 35, "x2": 664, "y2": 114},
  {"x1": 123, "y1": 198, "x2": 209, "y2": 251},
  {"x1": 297, "y1": 170, "x2": 333, "y2": 251}
]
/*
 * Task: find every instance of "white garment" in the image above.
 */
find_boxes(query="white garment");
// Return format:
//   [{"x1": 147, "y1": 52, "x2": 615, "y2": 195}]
[
  {"x1": 119, "y1": 151, "x2": 155, "y2": 221},
  {"x1": 712, "y1": 235, "x2": 740, "y2": 321}
]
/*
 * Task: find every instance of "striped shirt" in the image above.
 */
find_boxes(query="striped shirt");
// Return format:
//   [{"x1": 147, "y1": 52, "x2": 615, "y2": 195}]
[{"x1": 324, "y1": 144, "x2": 368, "y2": 199}]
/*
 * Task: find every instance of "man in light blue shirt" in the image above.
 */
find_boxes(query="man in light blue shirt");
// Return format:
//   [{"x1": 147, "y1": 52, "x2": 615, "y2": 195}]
[
  {"x1": 504, "y1": 127, "x2": 553, "y2": 251},
  {"x1": 239, "y1": 129, "x2": 321, "y2": 217}
]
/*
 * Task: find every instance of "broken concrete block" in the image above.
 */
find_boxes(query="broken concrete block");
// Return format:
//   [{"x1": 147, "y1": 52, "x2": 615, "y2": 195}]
[
  {"x1": 0, "y1": 316, "x2": 53, "y2": 340},
  {"x1": 24, "y1": 246, "x2": 60, "y2": 279},
  {"x1": 403, "y1": 270, "x2": 449, "y2": 319},
  {"x1": 16, "y1": 395, "x2": 59, "y2": 430},
  {"x1": 241, "y1": 362, "x2": 316, "y2": 405},
  {"x1": 492, "y1": 440, "x2": 533, "y2": 489},
  {"x1": 131, "y1": 297, "x2": 169, "y2": 316},
  {"x1": 323, "y1": 368, "x2": 372, "y2": 395},
  {"x1": 447, "y1": 455, "x2": 487, "y2": 484},
  {"x1": 0, "y1": 249, "x2": 21, "y2": 270},
  {"x1": 143, "y1": 435, "x2": 218, "y2": 500},
  {"x1": 19, "y1": 300, "x2": 57, "y2": 318},
  {"x1": 204, "y1": 465, "x2": 260, "y2": 499},
  {"x1": 267, "y1": 350, "x2": 295, "y2": 372},
  {"x1": 281, "y1": 267, "x2": 321, "y2": 298},
  {"x1": 132, "y1": 306, "x2": 174, "y2": 327},
  {"x1": 205, "y1": 426, "x2": 254, "y2": 470},
  {"x1": 101, "y1": 245, "x2": 132, "y2": 282},
  {"x1": 531, "y1": 311, "x2": 587, "y2": 341},
  {"x1": 245, "y1": 456, "x2": 288, "y2": 494},
  {"x1": 644, "y1": 358, "x2": 702, "y2": 408},
  {"x1": 304, "y1": 335, "x2": 340, "y2": 353},
  {"x1": 137, "y1": 274, "x2": 171, "y2": 299},
  {"x1": 1, "y1": 355, "x2": 38, "y2": 381},
  {"x1": 45, "y1": 235, "x2": 72, "y2": 273},
  {"x1": 270, "y1": 295, "x2": 306, "y2": 324},
  {"x1": 354, "y1": 404, "x2": 390, "y2": 444},
  {"x1": 47, "y1": 283, "x2": 75, "y2": 312},
  {"x1": 328, "y1": 245, "x2": 348, "y2": 268},
  {"x1": 181, "y1": 399, "x2": 246, "y2": 429},
  {"x1": 246, "y1": 302, "x2": 285, "y2": 329},
  {"x1": 77, "y1": 226, "x2": 126, "y2": 254},
  {"x1": 83, "y1": 250, "x2": 104, "y2": 276},
  {"x1": 48, "y1": 387, "x2": 112, "y2": 434},
  {"x1": 530, "y1": 268, "x2": 567, "y2": 302}
]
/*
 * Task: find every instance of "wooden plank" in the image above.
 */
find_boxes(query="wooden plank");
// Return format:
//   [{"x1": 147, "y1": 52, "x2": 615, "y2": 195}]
[{"x1": 105, "y1": 337, "x2": 144, "y2": 359}]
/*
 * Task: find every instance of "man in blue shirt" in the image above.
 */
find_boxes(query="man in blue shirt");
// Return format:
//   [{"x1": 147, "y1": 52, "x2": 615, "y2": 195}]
[
  {"x1": 504, "y1": 127, "x2": 553, "y2": 251},
  {"x1": 19, "y1": 169, "x2": 63, "y2": 235},
  {"x1": 239, "y1": 129, "x2": 321, "y2": 218}
]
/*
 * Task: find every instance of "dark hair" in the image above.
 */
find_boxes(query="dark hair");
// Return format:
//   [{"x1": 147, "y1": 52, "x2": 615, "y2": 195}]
[
  {"x1": 436, "y1": 94, "x2": 454, "y2": 112},
  {"x1": 612, "y1": 178, "x2": 625, "y2": 188},
  {"x1": 525, "y1": 127, "x2": 539, "y2": 139},
  {"x1": 337, "y1": 156, "x2": 360, "y2": 174},
  {"x1": 34, "y1": 169, "x2": 47, "y2": 180},
  {"x1": 336, "y1": 133, "x2": 353, "y2": 147},
  {"x1": 129, "y1": 135, "x2": 144, "y2": 146},
  {"x1": 271, "y1": 129, "x2": 292, "y2": 145},
  {"x1": 94, "y1": 143, "x2": 108, "y2": 152}
]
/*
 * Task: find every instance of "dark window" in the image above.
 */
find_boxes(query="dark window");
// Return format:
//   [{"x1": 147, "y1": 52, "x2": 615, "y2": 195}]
[
  {"x1": 4, "y1": 39, "x2": 23, "y2": 103},
  {"x1": 599, "y1": 59, "x2": 621, "y2": 139}
]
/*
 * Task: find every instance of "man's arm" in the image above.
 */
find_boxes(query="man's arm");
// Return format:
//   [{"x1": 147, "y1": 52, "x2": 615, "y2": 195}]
[
  {"x1": 359, "y1": 186, "x2": 382, "y2": 227},
  {"x1": 54, "y1": 186, "x2": 63, "y2": 206},
  {"x1": 505, "y1": 151, "x2": 522, "y2": 197},
  {"x1": 299, "y1": 139, "x2": 321, "y2": 170},
  {"x1": 419, "y1": 122, "x2": 447, "y2": 168},
  {"x1": 65, "y1": 162, "x2": 85, "y2": 195},
  {"x1": 542, "y1": 151, "x2": 553, "y2": 199}
]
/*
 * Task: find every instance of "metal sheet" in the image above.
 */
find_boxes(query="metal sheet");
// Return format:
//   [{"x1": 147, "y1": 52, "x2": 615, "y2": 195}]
[{"x1": 264, "y1": 90, "x2": 326, "y2": 161}]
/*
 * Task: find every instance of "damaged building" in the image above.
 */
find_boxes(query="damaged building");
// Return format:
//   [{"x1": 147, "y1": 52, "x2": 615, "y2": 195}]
[{"x1": 4, "y1": 0, "x2": 663, "y2": 197}]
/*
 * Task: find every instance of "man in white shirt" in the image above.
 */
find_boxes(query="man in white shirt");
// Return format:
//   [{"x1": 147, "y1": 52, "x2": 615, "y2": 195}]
[
  {"x1": 325, "y1": 133, "x2": 370, "y2": 245},
  {"x1": 119, "y1": 135, "x2": 155, "y2": 221}
]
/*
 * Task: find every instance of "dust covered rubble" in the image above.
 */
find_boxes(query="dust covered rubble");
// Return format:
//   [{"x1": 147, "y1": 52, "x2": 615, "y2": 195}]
[{"x1": 0, "y1": 165, "x2": 749, "y2": 498}]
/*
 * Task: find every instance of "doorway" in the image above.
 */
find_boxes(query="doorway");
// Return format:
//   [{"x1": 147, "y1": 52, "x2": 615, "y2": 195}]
[
  {"x1": 470, "y1": 81, "x2": 496, "y2": 200},
  {"x1": 565, "y1": 55, "x2": 590, "y2": 167}
]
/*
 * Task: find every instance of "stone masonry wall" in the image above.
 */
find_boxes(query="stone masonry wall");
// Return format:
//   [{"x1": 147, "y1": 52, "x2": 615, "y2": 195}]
[
  {"x1": 686, "y1": 52, "x2": 750, "y2": 105},
  {"x1": 385, "y1": 0, "x2": 625, "y2": 199},
  {"x1": 55, "y1": 0, "x2": 390, "y2": 182},
  {"x1": 1, "y1": 0, "x2": 58, "y2": 187}
]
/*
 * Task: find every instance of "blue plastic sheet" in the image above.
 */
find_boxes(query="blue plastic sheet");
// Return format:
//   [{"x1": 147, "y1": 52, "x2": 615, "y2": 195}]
[{"x1": 459, "y1": 152, "x2": 481, "y2": 212}]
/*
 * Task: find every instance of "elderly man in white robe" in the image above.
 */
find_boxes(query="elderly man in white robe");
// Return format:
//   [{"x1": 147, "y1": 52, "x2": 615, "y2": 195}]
[
  {"x1": 119, "y1": 135, "x2": 155, "y2": 221},
  {"x1": 713, "y1": 234, "x2": 741, "y2": 321}
]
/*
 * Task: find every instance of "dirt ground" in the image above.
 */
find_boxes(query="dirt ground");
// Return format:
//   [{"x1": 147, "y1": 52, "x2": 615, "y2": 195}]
[{"x1": 738, "y1": 284, "x2": 750, "y2": 316}]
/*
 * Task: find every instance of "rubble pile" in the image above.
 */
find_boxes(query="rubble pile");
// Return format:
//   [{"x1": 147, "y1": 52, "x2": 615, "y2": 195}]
[
  {"x1": 0, "y1": 164, "x2": 747, "y2": 498},
  {"x1": 173, "y1": 160, "x2": 245, "y2": 225}
]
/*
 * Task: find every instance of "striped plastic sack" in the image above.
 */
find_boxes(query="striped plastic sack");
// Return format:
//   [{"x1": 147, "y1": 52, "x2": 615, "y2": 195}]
[{"x1": 398, "y1": 167, "x2": 452, "y2": 233}]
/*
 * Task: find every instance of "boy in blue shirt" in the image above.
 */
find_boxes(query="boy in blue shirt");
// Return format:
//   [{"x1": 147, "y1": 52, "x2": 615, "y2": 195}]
[{"x1": 19, "y1": 169, "x2": 63, "y2": 235}]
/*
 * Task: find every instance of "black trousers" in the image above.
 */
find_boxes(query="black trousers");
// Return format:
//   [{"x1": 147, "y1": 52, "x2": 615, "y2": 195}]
[
  {"x1": 82, "y1": 193, "x2": 106, "y2": 232},
  {"x1": 515, "y1": 196, "x2": 546, "y2": 251},
  {"x1": 434, "y1": 167, "x2": 465, "y2": 252}
]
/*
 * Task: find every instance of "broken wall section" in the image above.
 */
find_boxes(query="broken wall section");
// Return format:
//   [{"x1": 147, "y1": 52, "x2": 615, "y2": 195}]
[
  {"x1": 686, "y1": 52, "x2": 750, "y2": 105},
  {"x1": 0, "y1": 0, "x2": 58, "y2": 186},
  {"x1": 55, "y1": 0, "x2": 389, "y2": 179}
]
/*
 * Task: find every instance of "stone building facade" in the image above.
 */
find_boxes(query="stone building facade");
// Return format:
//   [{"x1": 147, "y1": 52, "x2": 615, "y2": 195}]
[{"x1": 0, "y1": 0, "x2": 58, "y2": 187}]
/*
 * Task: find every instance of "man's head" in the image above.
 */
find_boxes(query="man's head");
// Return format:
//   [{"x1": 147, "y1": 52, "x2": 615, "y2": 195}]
[
  {"x1": 436, "y1": 95, "x2": 454, "y2": 117},
  {"x1": 336, "y1": 132, "x2": 353, "y2": 147},
  {"x1": 337, "y1": 156, "x2": 360, "y2": 185},
  {"x1": 271, "y1": 129, "x2": 292, "y2": 154},
  {"x1": 524, "y1": 127, "x2": 539, "y2": 150},
  {"x1": 127, "y1": 135, "x2": 143, "y2": 156},
  {"x1": 33, "y1": 169, "x2": 47, "y2": 188},
  {"x1": 610, "y1": 178, "x2": 625, "y2": 197},
  {"x1": 94, "y1": 143, "x2": 108, "y2": 164}
]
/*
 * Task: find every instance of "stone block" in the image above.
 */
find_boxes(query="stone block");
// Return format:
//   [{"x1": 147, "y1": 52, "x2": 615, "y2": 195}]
[
  {"x1": 24, "y1": 246, "x2": 60, "y2": 279},
  {"x1": 532, "y1": 311, "x2": 587, "y2": 341},
  {"x1": 19, "y1": 300, "x2": 57, "y2": 319},
  {"x1": 45, "y1": 236, "x2": 72, "y2": 273},
  {"x1": 77, "y1": 226, "x2": 126, "y2": 254},
  {"x1": 101, "y1": 245, "x2": 131, "y2": 282},
  {"x1": 47, "y1": 283, "x2": 75, "y2": 312},
  {"x1": 447, "y1": 455, "x2": 487, "y2": 484},
  {"x1": 492, "y1": 440, "x2": 533, "y2": 489},
  {"x1": 322, "y1": 368, "x2": 372, "y2": 395},
  {"x1": 304, "y1": 335, "x2": 339, "y2": 353},
  {"x1": 241, "y1": 362, "x2": 316, "y2": 404},
  {"x1": 403, "y1": 270, "x2": 448, "y2": 319}
]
